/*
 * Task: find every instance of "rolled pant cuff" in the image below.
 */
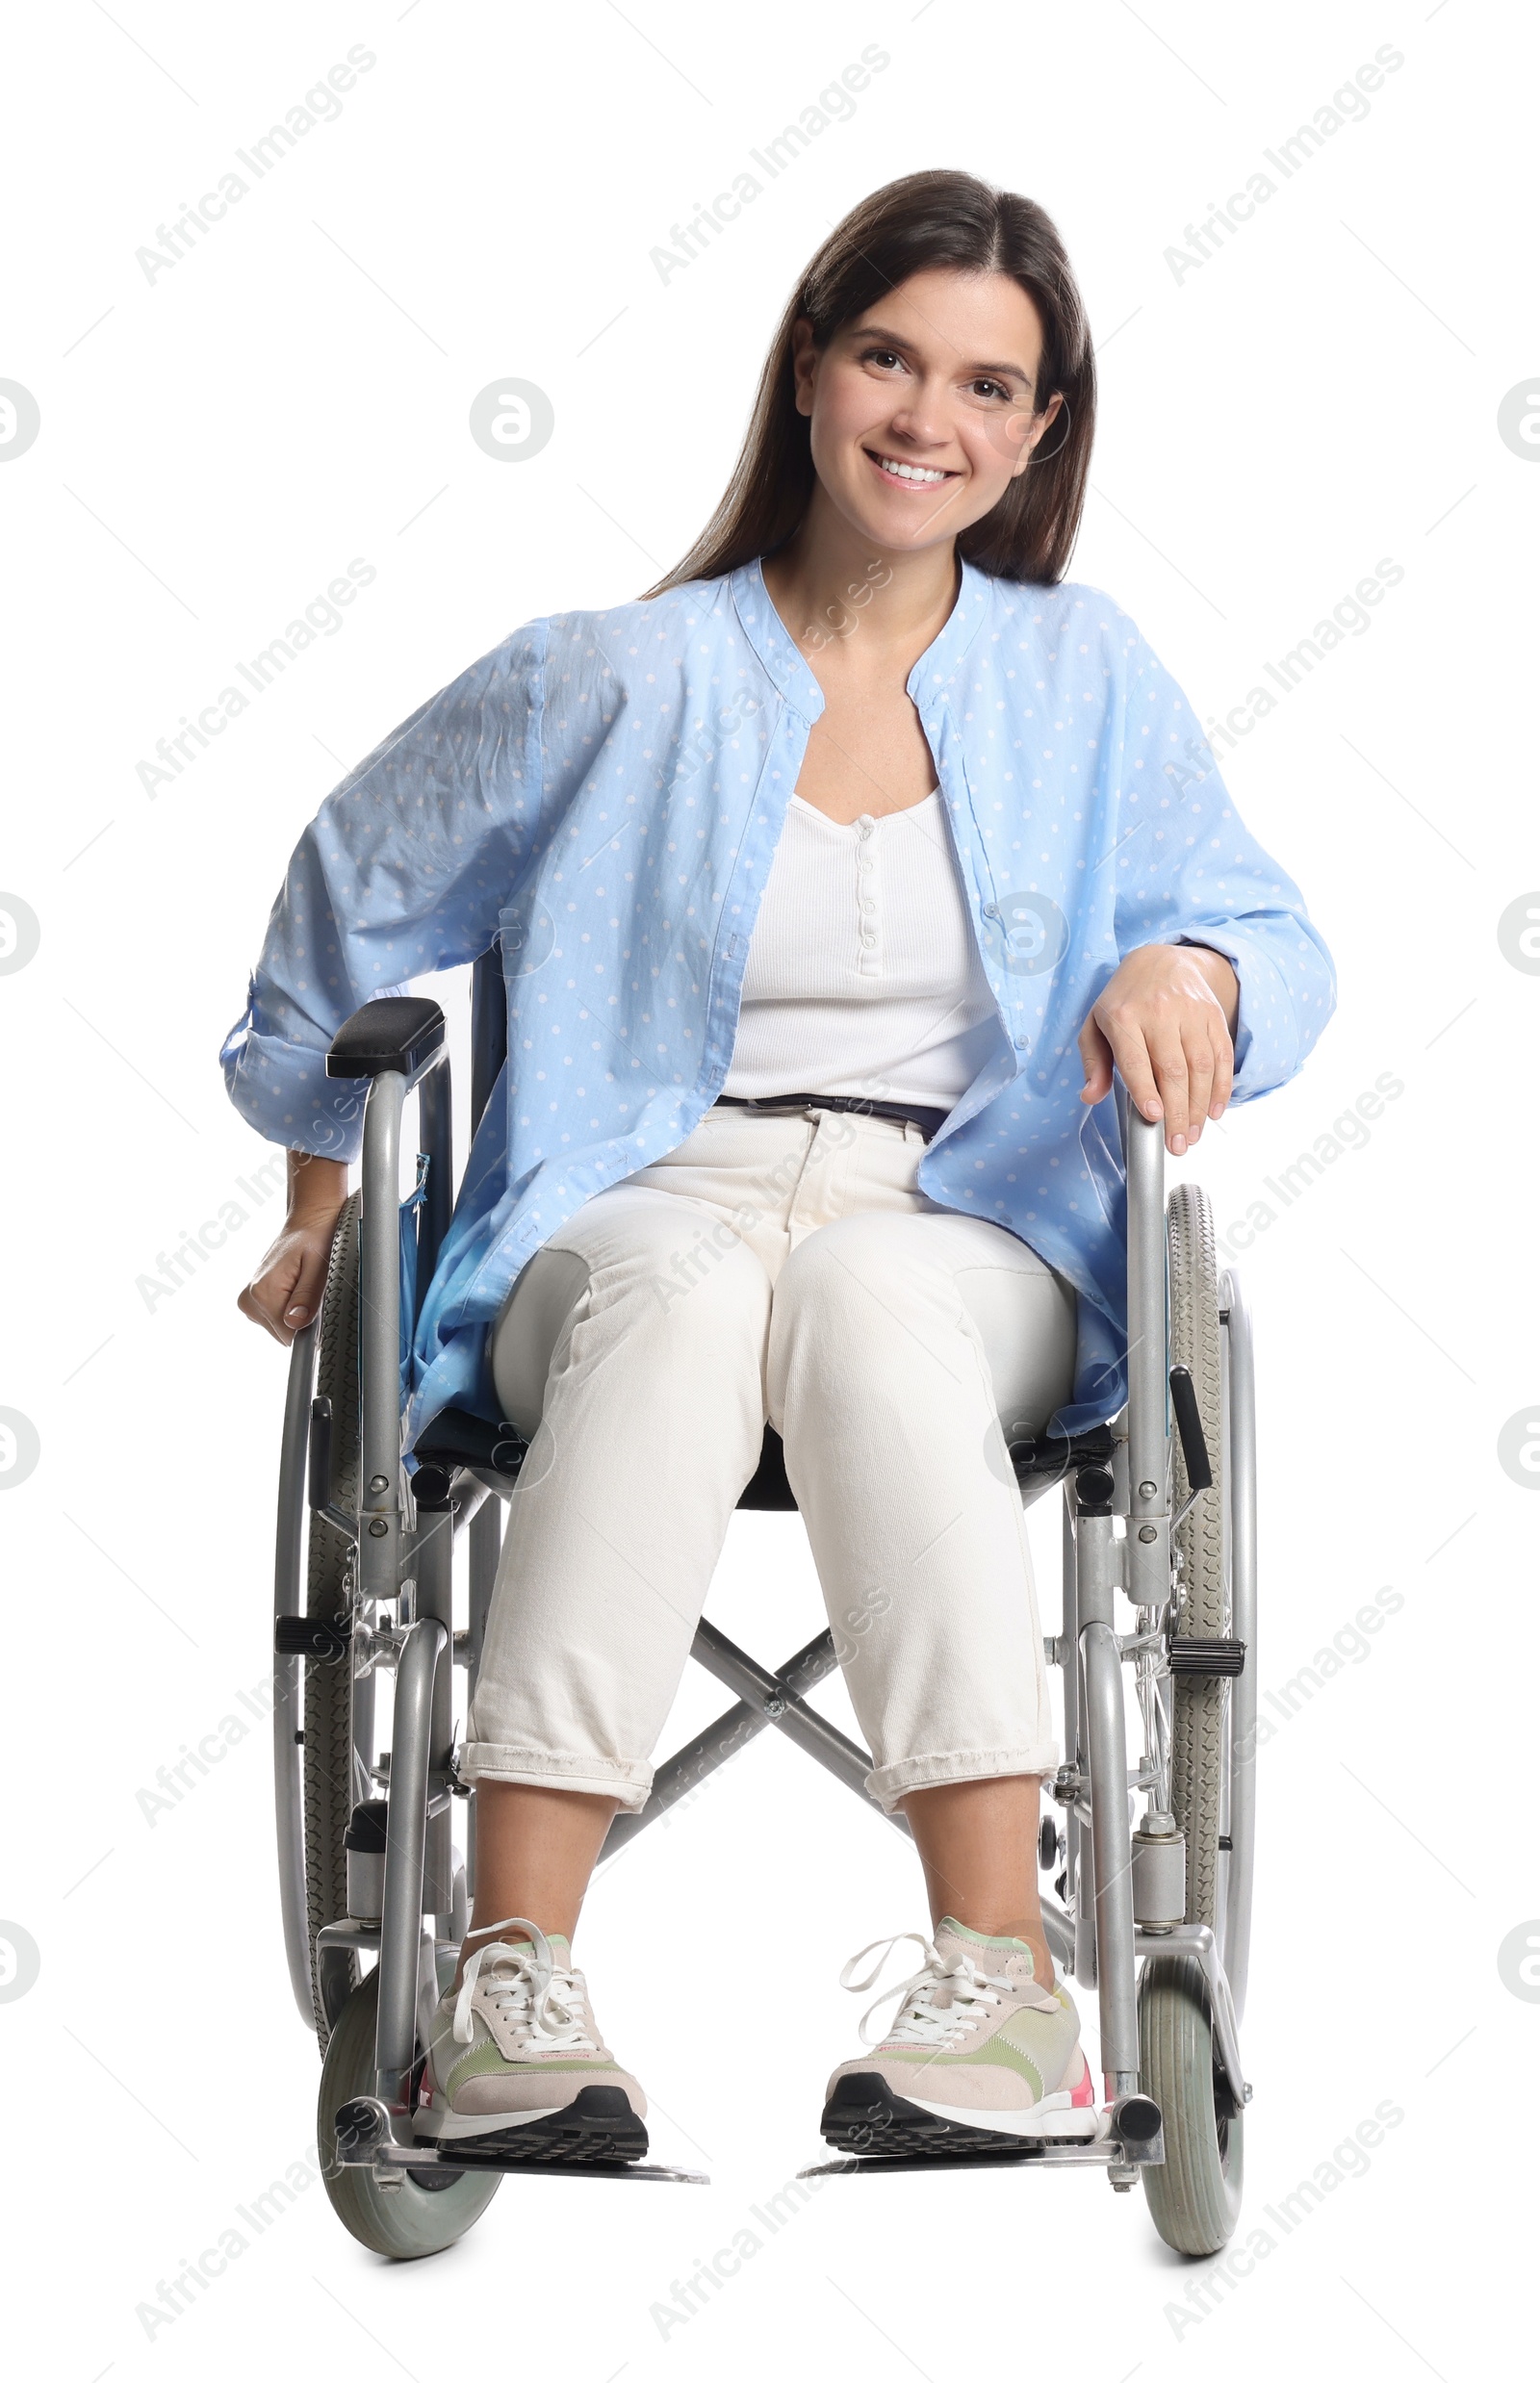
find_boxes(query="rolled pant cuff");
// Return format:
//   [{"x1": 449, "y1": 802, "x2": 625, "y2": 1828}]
[
  {"x1": 461, "y1": 1745, "x2": 653, "y2": 1813},
  {"x1": 865, "y1": 1745, "x2": 1061, "y2": 1816}
]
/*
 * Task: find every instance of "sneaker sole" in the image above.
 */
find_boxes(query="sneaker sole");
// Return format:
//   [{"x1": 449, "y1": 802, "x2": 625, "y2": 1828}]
[
  {"x1": 414, "y1": 2084, "x2": 650, "y2": 2165},
  {"x1": 820, "y1": 2072, "x2": 1106, "y2": 2158}
]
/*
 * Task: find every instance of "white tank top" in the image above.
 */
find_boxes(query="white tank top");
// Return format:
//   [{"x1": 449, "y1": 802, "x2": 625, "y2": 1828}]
[{"x1": 722, "y1": 792, "x2": 1003, "y2": 1109}]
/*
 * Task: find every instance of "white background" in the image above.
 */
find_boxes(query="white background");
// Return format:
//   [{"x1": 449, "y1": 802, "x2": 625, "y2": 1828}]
[{"x1": 1, "y1": 1, "x2": 1533, "y2": 2374}]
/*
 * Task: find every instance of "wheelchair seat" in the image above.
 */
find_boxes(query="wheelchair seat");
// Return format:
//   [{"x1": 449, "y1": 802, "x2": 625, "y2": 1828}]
[{"x1": 409, "y1": 1407, "x2": 1115, "y2": 1515}]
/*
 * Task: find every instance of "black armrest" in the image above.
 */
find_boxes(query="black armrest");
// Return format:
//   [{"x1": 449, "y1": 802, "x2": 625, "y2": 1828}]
[
  {"x1": 1007, "y1": 1422, "x2": 1116, "y2": 1483},
  {"x1": 410, "y1": 1407, "x2": 528, "y2": 1507},
  {"x1": 326, "y1": 996, "x2": 446, "y2": 1080}
]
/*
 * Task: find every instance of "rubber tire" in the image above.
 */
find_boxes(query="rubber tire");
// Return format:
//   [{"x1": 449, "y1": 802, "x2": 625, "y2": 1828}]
[
  {"x1": 1166, "y1": 1182, "x2": 1227, "y2": 1931},
  {"x1": 1142, "y1": 1182, "x2": 1242, "y2": 2254},
  {"x1": 304, "y1": 1195, "x2": 363, "y2": 2045},
  {"x1": 1138, "y1": 1954, "x2": 1245, "y2": 2255},
  {"x1": 318, "y1": 1968, "x2": 501, "y2": 2259}
]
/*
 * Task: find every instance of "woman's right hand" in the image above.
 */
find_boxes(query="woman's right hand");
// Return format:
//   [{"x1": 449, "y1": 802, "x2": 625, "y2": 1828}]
[{"x1": 237, "y1": 1154, "x2": 349, "y2": 1345}]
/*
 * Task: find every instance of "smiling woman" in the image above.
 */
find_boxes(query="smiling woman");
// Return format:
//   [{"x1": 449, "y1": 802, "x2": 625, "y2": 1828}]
[
  {"x1": 645, "y1": 170, "x2": 1096, "y2": 593},
  {"x1": 227, "y1": 167, "x2": 1334, "y2": 2179}
]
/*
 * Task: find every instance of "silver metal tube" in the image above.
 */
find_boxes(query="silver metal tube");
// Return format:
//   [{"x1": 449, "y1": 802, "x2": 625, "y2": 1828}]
[
  {"x1": 374, "y1": 1615, "x2": 446, "y2": 2114},
  {"x1": 690, "y1": 1619, "x2": 910, "y2": 1831},
  {"x1": 466, "y1": 1499, "x2": 500, "y2": 1685},
  {"x1": 351, "y1": 1666, "x2": 375, "y2": 1828},
  {"x1": 448, "y1": 1471, "x2": 492, "y2": 1537},
  {"x1": 273, "y1": 1319, "x2": 318, "y2": 2027},
  {"x1": 414, "y1": 1510, "x2": 456, "y2": 1922},
  {"x1": 1060, "y1": 1492, "x2": 1079, "y2": 1776},
  {"x1": 414, "y1": 1060, "x2": 452, "y2": 1321},
  {"x1": 1074, "y1": 1810, "x2": 1097, "y2": 1987},
  {"x1": 1041, "y1": 1900, "x2": 1074, "y2": 1970},
  {"x1": 464, "y1": 1497, "x2": 501, "y2": 1906},
  {"x1": 1023, "y1": 1554, "x2": 1079, "y2": 1987},
  {"x1": 601, "y1": 1701, "x2": 771, "y2": 1858},
  {"x1": 1074, "y1": 1511, "x2": 1118, "y2": 1629},
  {"x1": 1125, "y1": 1112, "x2": 1169, "y2": 1604},
  {"x1": 359, "y1": 1070, "x2": 406, "y2": 1601},
  {"x1": 1083, "y1": 1619, "x2": 1139, "y2": 2089},
  {"x1": 601, "y1": 1630, "x2": 843, "y2": 1858},
  {"x1": 1062, "y1": 1491, "x2": 1094, "y2": 1985},
  {"x1": 1220, "y1": 1268, "x2": 1257, "y2": 2026}
]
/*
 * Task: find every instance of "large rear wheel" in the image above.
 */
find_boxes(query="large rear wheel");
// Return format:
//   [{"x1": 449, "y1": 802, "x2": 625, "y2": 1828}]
[
  {"x1": 1166, "y1": 1179, "x2": 1227, "y2": 1933},
  {"x1": 304, "y1": 1195, "x2": 363, "y2": 2045},
  {"x1": 1141, "y1": 1180, "x2": 1244, "y2": 2254}
]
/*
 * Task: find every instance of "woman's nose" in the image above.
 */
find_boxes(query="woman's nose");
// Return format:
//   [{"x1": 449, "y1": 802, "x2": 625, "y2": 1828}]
[{"x1": 886, "y1": 383, "x2": 951, "y2": 448}]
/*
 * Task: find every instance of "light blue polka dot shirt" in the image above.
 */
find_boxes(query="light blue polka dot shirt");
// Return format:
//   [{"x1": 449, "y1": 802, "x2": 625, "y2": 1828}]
[{"x1": 221, "y1": 555, "x2": 1335, "y2": 1443}]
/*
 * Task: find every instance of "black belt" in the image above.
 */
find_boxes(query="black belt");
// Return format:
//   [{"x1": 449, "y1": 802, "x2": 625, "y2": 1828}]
[{"x1": 712, "y1": 1092, "x2": 950, "y2": 1142}]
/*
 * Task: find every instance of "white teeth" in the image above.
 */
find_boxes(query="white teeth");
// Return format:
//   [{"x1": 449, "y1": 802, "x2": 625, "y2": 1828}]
[{"x1": 874, "y1": 453, "x2": 949, "y2": 483}]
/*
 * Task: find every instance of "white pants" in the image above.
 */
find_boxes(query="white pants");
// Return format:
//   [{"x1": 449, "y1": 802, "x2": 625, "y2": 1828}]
[{"x1": 464, "y1": 1105, "x2": 1078, "y2": 1815}]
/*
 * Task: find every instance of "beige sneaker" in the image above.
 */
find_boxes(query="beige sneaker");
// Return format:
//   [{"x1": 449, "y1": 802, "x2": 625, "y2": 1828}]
[
  {"x1": 416, "y1": 1917, "x2": 649, "y2": 2163},
  {"x1": 821, "y1": 1916, "x2": 1103, "y2": 2157}
]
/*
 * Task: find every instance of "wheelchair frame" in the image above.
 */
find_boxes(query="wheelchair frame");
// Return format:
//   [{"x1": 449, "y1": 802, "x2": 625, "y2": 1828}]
[{"x1": 271, "y1": 955, "x2": 1255, "y2": 2215}]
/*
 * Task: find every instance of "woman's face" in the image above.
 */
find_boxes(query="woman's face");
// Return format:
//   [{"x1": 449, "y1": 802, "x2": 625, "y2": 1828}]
[{"x1": 792, "y1": 268, "x2": 1064, "y2": 555}]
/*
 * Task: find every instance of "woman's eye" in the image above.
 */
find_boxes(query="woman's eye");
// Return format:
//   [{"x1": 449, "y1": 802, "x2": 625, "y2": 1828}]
[
  {"x1": 970, "y1": 378, "x2": 1010, "y2": 401},
  {"x1": 860, "y1": 347, "x2": 905, "y2": 371}
]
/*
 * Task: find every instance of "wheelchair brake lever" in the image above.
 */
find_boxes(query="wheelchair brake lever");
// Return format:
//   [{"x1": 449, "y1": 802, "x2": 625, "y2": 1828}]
[
  {"x1": 308, "y1": 1396, "x2": 333, "y2": 1514},
  {"x1": 1167, "y1": 1367, "x2": 1213, "y2": 1541},
  {"x1": 1168, "y1": 1366, "x2": 1213, "y2": 1491}
]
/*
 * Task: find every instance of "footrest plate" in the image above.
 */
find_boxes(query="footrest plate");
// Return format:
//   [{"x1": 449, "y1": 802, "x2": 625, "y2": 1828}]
[
  {"x1": 331, "y1": 2100, "x2": 706, "y2": 2185},
  {"x1": 799, "y1": 2138, "x2": 1128, "y2": 2177},
  {"x1": 372, "y1": 2140, "x2": 706, "y2": 2185}
]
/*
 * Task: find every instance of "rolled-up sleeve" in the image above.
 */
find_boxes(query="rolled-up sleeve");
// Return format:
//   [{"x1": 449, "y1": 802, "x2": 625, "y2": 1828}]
[
  {"x1": 1112, "y1": 629, "x2": 1336, "y2": 1099},
  {"x1": 220, "y1": 621, "x2": 547, "y2": 1161}
]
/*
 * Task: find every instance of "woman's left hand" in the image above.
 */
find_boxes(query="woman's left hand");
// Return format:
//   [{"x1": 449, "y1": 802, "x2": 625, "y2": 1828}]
[{"x1": 1077, "y1": 942, "x2": 1239, "y2": 1156}]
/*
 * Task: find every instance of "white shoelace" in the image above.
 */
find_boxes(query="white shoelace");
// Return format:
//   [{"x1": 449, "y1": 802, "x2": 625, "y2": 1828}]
[
  {"x1": 839, "y1": 1931, "x2": 1013, "y2": 2051},
  {"x1": 451, "y1": 1915, "x2": 600, "y2": 2051}
]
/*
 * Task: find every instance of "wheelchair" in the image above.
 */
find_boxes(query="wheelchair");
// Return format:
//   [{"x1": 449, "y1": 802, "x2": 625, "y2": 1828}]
[{"x1": 270, "y1": 949, "x2": 1255, "y2": 2260}]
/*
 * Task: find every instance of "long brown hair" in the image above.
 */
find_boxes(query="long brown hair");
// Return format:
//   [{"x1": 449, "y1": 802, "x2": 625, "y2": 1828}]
[{"x1": 643, "y1": 169, "x2": 1095, "y2": 598}]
